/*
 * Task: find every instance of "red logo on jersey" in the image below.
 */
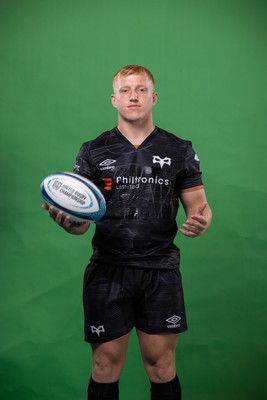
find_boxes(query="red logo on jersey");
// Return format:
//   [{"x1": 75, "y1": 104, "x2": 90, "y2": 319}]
[{"x1": 102, "y1": 178, "x2": 113, "y2": 191}]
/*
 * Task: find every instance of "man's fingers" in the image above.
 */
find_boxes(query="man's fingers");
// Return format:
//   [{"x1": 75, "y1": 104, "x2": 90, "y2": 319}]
[
  {"x1": 48, "y1": 206, "x2": 62, "y2": 224},
  {"x1": 180, "y1": 214, "x2": 207, "y2": 237},
  {"x1": 48, "y1": 206, "x2": 56, "y2": 219},
  {"x1": 179, "y1": 228, "x2": 197, "y2": 238},
  {"x1": 62, "y1": 215, "x2": 73, "y2": 228},
  {"x1": 42, "y1": 204, "x2": 77, "y2": 231},
  {"x1": 191, "y1": 215, "x2": 207, "y2": 226},
  {"x1": 55, "y1": 210, "x2": 65, "y2": 224},
  {"x1": 182, "y1": 223, "x2": 203, "y2": 235}
]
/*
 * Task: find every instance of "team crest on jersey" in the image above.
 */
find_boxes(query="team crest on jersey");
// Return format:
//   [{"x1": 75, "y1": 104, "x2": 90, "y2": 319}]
[{"x1": 153, "y1": 155, "x2": 171, "y2": 169}]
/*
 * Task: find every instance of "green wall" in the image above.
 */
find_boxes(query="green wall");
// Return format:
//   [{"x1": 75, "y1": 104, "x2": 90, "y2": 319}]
[{"x1": 1, "y1": 0, "x2": 266, "y2": 399}]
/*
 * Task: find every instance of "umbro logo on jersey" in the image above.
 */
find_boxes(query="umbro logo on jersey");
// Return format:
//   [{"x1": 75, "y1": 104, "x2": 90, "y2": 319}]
[
  {"x1": 99, "y1": 159, "x2": 116, "y2": 171},
  {"x1": 99, "y1": 159, "x2": 116, "y2": 167},
  {"x1": 153, "y1": 155, "x2": 171, "y2": 169},
  {"x1": 91, "y1": 325, "x2": 105, "y2": 337},
  {"x1": 166, "y1": 315, "x2": 181, "y2": 329}
]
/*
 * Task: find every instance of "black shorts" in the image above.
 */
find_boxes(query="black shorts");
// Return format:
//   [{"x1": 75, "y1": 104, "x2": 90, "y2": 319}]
[{"x1": 83, "y1": 261, "x2": 188, "y2": 343}]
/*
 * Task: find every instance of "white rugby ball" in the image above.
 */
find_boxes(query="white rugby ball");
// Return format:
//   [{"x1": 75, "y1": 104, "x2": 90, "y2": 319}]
[{"x1": 40, "y1": 172, "x2": 106, "y2": 223}]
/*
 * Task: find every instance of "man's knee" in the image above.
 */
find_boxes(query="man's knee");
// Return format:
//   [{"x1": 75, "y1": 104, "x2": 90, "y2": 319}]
[
  {"x1": 91, "y1": 336, "x2": 130, "y2": 383},
  {"x1": 143, "y1": 354, "x2": 176, "y2": 383},
  {"x1": 138, "y1": 331, "x2": 178, "y2": 383},
  {"x1": 92, "y1": 351, "x2": 123, "y2": 382}
]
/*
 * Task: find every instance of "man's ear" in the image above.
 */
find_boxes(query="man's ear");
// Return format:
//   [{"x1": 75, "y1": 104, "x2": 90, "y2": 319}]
[
  {"x1": 152, "y1": 92, "x2": 158, "y2": 105},
  {"x1": 111, "y1": 94, "x2": 117, "y2": 108}
]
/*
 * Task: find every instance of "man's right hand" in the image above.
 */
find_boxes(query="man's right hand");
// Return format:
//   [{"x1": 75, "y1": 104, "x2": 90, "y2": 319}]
[{"x1": 42, "y1": 204, "x2": 90, "y2": 235}]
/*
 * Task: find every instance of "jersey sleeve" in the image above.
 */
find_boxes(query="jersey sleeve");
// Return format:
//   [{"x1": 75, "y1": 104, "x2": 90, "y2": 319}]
[
  {"x1": 73, "y1": 142, "x2": 95, "y2": 179},
  {"x1": 178, "y1": 142, "x2": 204, "y2": 193}
]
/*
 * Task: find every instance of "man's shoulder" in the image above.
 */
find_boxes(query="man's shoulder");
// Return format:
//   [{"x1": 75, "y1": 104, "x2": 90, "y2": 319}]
[
  {"x1": 156, "y1": 127, "x2": 192, "y2": 147},
  {"x1": 81, "y1": 128, "x2": 115, "y2": 149}
]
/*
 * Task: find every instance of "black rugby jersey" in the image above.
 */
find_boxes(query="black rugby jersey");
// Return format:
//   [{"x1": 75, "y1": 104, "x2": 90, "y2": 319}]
[{"x1": 73, "y1": 127, "x2": 203, "y2": 269}]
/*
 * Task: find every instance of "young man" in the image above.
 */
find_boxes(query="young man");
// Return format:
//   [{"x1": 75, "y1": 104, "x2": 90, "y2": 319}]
[{"x1": 44, "y1": 65, "x2": 212, "y2": 399}]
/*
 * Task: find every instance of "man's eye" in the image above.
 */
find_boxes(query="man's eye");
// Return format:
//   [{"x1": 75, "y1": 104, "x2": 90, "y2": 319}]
[
  {"x1": 139, "y1": 88, "x2": 147, "y2": 92},
  {"x1": 120, "y1": 89, "x2": 128, "y2": 93}
]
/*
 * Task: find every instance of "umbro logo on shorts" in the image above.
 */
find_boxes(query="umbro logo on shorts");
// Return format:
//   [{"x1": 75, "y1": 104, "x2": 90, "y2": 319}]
[
  {"x1": 166, "y1": 315, "x2": 181, "y2": 329},
  {"x1": 91, "y1": 325, "x2": 105, "y2": 336}
]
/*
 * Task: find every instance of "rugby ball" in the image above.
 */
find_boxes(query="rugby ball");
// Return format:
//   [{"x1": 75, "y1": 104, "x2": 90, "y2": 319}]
[{"x1": 40, "y1": 172, "x2": 106, "y2": 223}]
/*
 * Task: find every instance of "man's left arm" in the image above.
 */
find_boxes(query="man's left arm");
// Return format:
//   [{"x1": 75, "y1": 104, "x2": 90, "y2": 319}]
[{"x1": 179, "y1": 188, "x2": 212, "y2": 238}]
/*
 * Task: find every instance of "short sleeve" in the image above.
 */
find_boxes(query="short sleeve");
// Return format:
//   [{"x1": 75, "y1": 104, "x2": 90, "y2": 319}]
[
  {"x1": 73, "y1": 142, "x2": 95, "y2": 179},
  {"x1": 178, "y1": 142, "x2": 204, "y2": 193}
]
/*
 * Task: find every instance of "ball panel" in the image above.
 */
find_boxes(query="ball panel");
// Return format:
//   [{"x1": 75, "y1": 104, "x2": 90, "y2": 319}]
[
  {"x1": 43, "y1": 174, "x2": 100, "y2": 213},
  {"x1": 40, "y1": 172, "x2": 106, "y2": 223}
]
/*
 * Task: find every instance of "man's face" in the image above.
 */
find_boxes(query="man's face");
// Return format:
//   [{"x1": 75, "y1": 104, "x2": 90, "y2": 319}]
[{"x1": 111, "y1": 74, "x2": 158, "y2": 123}]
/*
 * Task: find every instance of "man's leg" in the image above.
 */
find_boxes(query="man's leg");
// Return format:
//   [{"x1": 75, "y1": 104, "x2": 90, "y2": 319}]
[
  {"x1": 137, "y1": 330, "x2": 181, "y2": 399},
  {"x1": 88, "y1": 332, "x2": 131, "y2": 400}
]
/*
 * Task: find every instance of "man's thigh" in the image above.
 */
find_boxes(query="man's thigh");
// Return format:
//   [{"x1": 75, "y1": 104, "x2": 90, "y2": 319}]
[
  {"x1": 137, "y1": 330, "x2": 178, "y2": 361},
  {"x1": 91, "y1": 332, "x2": 131, "y2": 382}
]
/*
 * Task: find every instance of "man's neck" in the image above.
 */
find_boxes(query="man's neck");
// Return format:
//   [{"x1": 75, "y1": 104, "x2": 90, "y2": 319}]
[{"x1": 117, "y1": 119, "x2": 155, "y2": 146}]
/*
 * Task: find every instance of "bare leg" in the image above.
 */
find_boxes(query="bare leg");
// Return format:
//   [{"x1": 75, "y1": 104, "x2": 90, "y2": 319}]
[
  {"x1": 137, "y1": 330, "x2": 181, "y2": 399},
  {"x1": 91, "y1": 332, "x2": 131, "y2": 383}
]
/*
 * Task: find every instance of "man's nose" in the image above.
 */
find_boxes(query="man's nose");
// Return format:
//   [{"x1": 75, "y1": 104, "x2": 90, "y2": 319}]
[{"x1": 129, "y1": 90, "x2": 138, "y2": 100}]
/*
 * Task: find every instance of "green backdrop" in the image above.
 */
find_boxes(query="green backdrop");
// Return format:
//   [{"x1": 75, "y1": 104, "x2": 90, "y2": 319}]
[{"x1": 1, "y1": 0, "x2": 266, "y2": 399}]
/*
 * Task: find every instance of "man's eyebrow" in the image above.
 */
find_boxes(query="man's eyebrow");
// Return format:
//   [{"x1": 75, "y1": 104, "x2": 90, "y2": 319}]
[{"x1": 120, "y1": 84, "x2": 147, "y2": 89}]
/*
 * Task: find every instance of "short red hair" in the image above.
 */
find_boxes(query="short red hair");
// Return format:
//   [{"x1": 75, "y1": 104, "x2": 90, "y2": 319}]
[{"x1": 113, "y1": 65, "x2": 155, "y2": 87}]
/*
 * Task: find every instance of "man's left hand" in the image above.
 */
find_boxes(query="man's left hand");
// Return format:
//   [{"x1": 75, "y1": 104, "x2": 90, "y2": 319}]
[{"x1": 179, "y1": 203, "x2": 208, "y2": 238}]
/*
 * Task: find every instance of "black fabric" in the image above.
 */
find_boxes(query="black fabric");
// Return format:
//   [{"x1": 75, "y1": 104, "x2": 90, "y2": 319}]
[
  {"x1": 74, "y1": 127, "x2": 203, "y2": 269},
  {"x1": 150, "y1": 375, "x2": 181, "y2": 399},
  {"x1": 88, "y1": 377, "x2": 119, "y2": 400},
  {"x1": 83, "y1": 262, "x2": 187, "y2": 343}
]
